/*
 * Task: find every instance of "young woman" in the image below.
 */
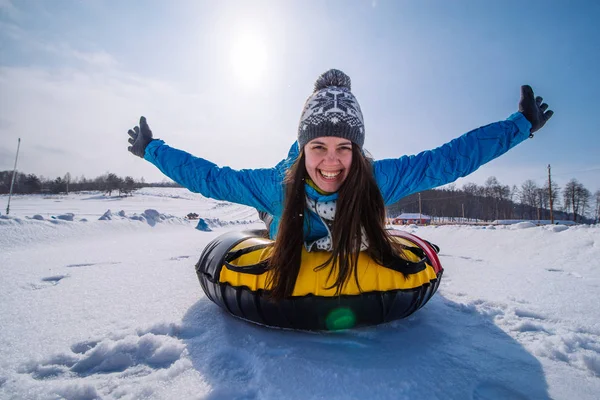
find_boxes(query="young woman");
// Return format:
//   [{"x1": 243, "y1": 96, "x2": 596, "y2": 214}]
[{"x1": 127, "y1": 69, "x2": 553, "y2": 299}]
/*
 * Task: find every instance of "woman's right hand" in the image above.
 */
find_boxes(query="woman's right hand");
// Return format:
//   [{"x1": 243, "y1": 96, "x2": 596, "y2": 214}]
[
  {"x1": 518, "y1": 85, "x2": 554, "y2": 136},
  {"x1": 127, "y1": 116, "x2": 154, "y2": 158}
]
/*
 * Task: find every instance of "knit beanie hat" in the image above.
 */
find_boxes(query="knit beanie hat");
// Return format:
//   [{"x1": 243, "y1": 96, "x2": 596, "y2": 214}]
[{"x1": 297, "y1": 69, "x2": 365, "y2": 149}]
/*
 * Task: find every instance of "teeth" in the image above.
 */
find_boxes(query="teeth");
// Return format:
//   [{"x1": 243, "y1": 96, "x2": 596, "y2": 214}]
[{"x1": 320, "y1": 170, "x2": 341, "y2": 179}]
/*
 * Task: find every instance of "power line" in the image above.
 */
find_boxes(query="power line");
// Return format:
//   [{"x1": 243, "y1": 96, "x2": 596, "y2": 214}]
[{"x1": 529, "y1": 167, "x2": 600, "y2": 182}]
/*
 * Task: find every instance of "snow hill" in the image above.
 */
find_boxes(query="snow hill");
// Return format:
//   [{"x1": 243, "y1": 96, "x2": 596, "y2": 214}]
[{"x1": 0, "y1": 188, "x2": 599, "y2": 400}]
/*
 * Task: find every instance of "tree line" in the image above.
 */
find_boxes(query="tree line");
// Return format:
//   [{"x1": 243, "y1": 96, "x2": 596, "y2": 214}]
[
  {"x1": 0, "y1": 171, "x2": 180, "y2": 197},
  {"x1": 2, "y1": 170, "x2": 598, "y2": 223},
  {"x1": 387, "y1": 176, "x2": 599, "y2": 224}
]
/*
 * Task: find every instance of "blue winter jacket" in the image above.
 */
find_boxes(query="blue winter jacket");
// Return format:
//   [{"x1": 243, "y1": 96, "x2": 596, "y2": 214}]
[{"x1": 145, "y1": 112, "x2": 532, "y2": 240}]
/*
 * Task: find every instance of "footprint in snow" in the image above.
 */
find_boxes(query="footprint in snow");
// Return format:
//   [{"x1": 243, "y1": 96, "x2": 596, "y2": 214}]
[
  {"x1": 65, "y1": 261, "x2": 121, "y2": 268},
  {"x1": 473, "y1": 381, "x2": 529, "y2": 400},
  {"x1": 507, "y1": 296, "x2": 529, "y2": 304},
  {"x1": 169, "y1": 255, "x2": 191, "y2": 261},
  {"x1": 41, "y1": 275, "x2": 68, "y2": 284},
  {"x1": 66, "y1": 263, "x2": 96, "y2": 268},
  {"x1": 497, "y1": 307, "x2": 553, "y2": 334},
  {"x1": 514, "y1": 308, "x2": 547, "y2": 321},
  {"x1": 23, "y1": 325, "x2": 189, "y2": 381},
  {"x1": 511, "y1": 321, "x2": 551, "y2": 334},
  {"x1": 533, "y1": 330, "x2": 600, "y2": 377},
  {"x1": 27, "y1": 275, "x2": 69, "y2": 290},
  {"x1": 439, "y1": 253, "x2": 484, "y2": 262},
  {"x1": 506, "y1": 306, "x2": 600, "y2": 377},
  {"x1": 545, "y1": 268, "x2": 583, "y2": 278}
]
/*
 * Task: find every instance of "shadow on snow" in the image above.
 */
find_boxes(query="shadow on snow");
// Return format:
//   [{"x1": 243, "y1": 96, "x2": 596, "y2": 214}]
[{"x1": 181, "y1": 294, "x2": 550, "y2": 400}]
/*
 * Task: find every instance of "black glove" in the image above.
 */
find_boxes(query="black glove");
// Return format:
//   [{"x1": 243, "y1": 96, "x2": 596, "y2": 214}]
[
  {"x1": 127, "y1": 116, "x2": 154, "y2": 158},
  {"x1": 518, "y1": 85, "x2": 554, "y2": 136}
]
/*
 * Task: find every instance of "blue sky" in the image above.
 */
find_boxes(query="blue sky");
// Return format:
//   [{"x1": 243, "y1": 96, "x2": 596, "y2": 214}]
[{"x1": 1, "y1": 0, "x2": 598, "y2": 193}]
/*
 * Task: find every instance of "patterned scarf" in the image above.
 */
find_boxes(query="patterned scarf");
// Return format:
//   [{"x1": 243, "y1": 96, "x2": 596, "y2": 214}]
[{"x1": 304, "y1": 196, "x2": 369, "y2": 252}]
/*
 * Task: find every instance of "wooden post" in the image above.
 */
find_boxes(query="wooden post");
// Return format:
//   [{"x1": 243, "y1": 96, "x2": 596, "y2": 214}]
[
  {"x1": 6, "y1": 138, "x2": 21, "y2": 215},
  {"x1": 548, "y1": 164, "x2": 554, "y2": 224},
  {"x1": 418, "y1": 193, "x2": 422, "y2": 224}
]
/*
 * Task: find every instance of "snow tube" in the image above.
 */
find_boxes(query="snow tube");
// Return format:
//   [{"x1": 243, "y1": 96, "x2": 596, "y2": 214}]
[{"x1": 195, "y1": 229, "x2": 443, "y2": 331}]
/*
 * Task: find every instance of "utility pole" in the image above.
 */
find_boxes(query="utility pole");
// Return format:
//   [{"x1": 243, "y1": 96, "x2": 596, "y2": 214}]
[
  {"x1": 6, "y1": 138, "x2": 21, "y2": 215},
  {"x1": 548, "y1": 164, "x2": 554, "y2": 224},
  {"x1": 418, "y1": 192, "x2": 422, "y2": 224}
]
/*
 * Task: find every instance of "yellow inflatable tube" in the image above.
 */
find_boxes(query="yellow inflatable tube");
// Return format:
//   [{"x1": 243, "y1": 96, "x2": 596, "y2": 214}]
[{"x1": 195, "y1": 229, "x2": 443, "y2": 331}]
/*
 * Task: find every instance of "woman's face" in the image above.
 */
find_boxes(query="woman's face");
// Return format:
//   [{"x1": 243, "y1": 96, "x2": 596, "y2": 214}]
[{"x1": 304, "y1": 137, "x2": 353, "y2": 193}]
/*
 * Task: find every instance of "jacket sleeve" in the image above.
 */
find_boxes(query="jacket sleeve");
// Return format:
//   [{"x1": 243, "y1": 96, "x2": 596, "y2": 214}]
[
  {"x1": 144, "y1": 140, "x2": 283, "y2": 213},
  {"x1": 375, "y1": 112, "x2": 532, "y2": 205}
]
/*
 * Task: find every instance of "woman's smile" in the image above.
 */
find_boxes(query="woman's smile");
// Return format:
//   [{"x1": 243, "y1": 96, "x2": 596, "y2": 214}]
[{"x1": 304, "y1": 137, "x2": 353, "y2": 193}]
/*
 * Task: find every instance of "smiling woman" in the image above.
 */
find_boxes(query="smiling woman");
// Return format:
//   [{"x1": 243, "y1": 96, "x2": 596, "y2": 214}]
[{"x1": 229, "y1": 32, "x2": 268, "y2": 86}]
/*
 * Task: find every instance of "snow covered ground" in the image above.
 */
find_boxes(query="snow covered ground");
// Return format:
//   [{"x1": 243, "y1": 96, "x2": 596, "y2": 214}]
[{"x1": 1, "y1": 188, "x2": 599, "y2": 400}]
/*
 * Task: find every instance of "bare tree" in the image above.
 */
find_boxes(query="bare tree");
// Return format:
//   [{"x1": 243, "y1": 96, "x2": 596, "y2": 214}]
[
  {"x1": 520, "y1": 180, "x2": 539, "y2": 219},
  {"x1": 577, "y1": 185, "x2": 591, "y2": 221},
  {"x1": 563, "y1": 179, "x2": 591, "y2": 222}
]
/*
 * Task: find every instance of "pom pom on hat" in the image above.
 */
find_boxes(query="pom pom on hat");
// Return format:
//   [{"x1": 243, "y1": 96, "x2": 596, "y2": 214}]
[
  {"x1": 298, "y1": 69, "x2": 365, "y2": 149},
  {"x1": 314, "y1": 69, "x2": 352, "y2": 92}
]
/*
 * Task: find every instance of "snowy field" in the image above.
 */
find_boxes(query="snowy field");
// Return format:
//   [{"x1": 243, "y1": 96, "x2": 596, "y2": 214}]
[{"x1": 1, "y1": 188, "x2": 599, "y2": 400}]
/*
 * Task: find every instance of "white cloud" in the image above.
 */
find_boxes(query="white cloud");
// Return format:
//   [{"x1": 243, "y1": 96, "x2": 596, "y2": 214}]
[
  {"x1": 0, "y1": 19, "x2": 119, "y2": 70},
  {"x1": 0, "y1": 65, "x2": 212, "y2": 181},
  {"x1": 0, "y1": 0, "x2": 19, "y2": 20},
  {"x1": 42, "y1": 43, "x2": 119, "y2": 69}
]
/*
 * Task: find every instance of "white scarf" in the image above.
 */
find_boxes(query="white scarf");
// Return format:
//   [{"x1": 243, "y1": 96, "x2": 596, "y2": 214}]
[{"x1": 304, "y1": 196, "x2": 369, "y2": 252}]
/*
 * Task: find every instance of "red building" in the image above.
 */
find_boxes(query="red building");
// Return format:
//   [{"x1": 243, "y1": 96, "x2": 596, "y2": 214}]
[{"x1": 391, "y1": 213, "x2": 432, "y2": 225}]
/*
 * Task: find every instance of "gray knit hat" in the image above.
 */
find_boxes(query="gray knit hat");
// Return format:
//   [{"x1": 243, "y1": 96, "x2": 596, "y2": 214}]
[{"x1": 297, "y1": 69, "x2": 365, "y2": 149}]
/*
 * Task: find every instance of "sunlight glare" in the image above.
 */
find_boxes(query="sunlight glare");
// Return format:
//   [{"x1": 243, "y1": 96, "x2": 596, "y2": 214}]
[{"x1": 230, "y1": 33, "x2": 268, "y2": 87}]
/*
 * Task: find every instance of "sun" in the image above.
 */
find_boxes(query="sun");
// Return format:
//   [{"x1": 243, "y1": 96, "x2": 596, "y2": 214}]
[{"x1": 230, "y1": 33, "x2": 268, "y2": 87}]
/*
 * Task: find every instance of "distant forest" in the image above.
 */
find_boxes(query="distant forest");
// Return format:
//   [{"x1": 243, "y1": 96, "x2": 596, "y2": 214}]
[
  {"x1": 0, "y1": 171, "x2": 177, "y2": 197},
  {"x1": 1, "y1": 171, "x2": 599, "y2": 223},
  {"x1": 387, "y1": 177, "x2": 599, "y2": 224}
]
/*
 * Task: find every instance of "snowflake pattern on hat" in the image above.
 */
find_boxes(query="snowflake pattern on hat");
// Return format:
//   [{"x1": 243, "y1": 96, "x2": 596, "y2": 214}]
[{"x1": 300, "y1": 89, "x2": 364, "y2": 132}]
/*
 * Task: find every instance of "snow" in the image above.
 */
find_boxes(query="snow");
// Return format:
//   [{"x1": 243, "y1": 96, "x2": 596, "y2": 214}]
[
  {"x1": 1, "y1": 188, "x2": 599, "y2": 400},
  {"x1": 493, "y1": 219, "x2": 577, "y2": 226}
]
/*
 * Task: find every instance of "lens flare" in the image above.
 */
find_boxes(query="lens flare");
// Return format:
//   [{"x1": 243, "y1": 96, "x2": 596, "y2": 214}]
[{"x1": 326, "y1": 307, "x2": 357, "y2": 331}]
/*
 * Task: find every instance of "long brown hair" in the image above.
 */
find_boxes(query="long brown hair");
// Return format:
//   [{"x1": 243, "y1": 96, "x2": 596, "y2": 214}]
[{"x1": 267, "y1": 144, "x2": 407, "y2": 299}]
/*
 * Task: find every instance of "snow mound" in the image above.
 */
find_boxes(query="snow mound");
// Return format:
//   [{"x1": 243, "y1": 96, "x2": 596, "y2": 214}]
[
  {"x1": 99, "y1": 209, "x2": 183, "y2": 226},
  {"x1": 56, "y1": 213, "x2": 75, "y2": 221},
  {"x1": 547, "y1": 225, "x2": 569, "y2": 233},
  {"x1": 0, "y1": 209, "x2": 193, "y2": 250},
  {"x1": 513, "y1": 222, "x2": 537, "y2": 229}
]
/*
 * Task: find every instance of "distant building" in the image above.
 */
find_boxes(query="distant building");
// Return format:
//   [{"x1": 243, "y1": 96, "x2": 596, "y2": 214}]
[{"x1": 392, "y1": 213, "x2": 432, "y2": 225}]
